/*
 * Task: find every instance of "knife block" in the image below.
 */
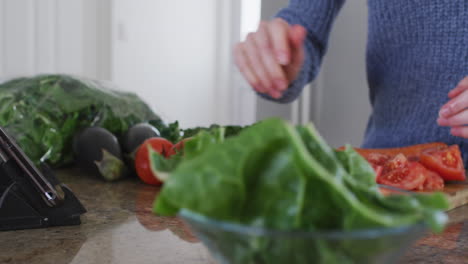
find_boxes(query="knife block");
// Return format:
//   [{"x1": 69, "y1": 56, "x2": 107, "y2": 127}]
[{"x1": 0, "y1": 159, "x2": 86, "y2": 231}]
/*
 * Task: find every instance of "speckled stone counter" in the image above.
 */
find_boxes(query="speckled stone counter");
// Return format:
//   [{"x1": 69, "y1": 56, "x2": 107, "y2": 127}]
[
  {"x1": 0, "y1": 169, "x2": 214, "y2": 264},
  {"x1": 1, "y1": 169, "x2": 467, "y2": 264}
]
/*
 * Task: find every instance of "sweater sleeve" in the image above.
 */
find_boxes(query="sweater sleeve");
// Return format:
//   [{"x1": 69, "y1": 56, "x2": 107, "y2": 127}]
[{"x1": 259, "y1": 0, "x2": 345, "y2": 103}]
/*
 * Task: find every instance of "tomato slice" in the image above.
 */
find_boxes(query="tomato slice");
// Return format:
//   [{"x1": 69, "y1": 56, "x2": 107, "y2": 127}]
[
  {"x1": 378, "y1": 158, "x2": 427, "y2": 191},
  {"x1": 381, "y1": 153, "x2": 408, "y2": 175},
  {"x1": 135, "y1": 137, "x2": 174, "y2": 185},
  {"x1": 420, "y1": 145, "x2": 466, "y2": 181},
  {"x1": 167, "y1": 137, "x2": 192, "y2": 157},
  {"x1": 341, "y1": 142, "x2": 448, "y2": 160},
  {"x1": 357, "y1": 152, "x2": 387, "y2": 178},
  {"x1": 420, "y1": 169, "x2": 444, "y2": 191},
  {"x1": 365, "y1": 152, "x2": 391, "y2": 166},
  {"x1": 373, "y1": 165, "x2": 383, "y2": 179}
]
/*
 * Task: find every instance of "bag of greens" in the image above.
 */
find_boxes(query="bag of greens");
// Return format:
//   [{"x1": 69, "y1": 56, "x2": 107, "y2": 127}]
[{"x1": 0, "y1": 74, "x2": 160, "y2": 167}]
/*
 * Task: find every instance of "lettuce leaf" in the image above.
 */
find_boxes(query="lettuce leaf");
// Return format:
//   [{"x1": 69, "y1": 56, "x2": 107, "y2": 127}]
[
  {"x1": 153, "y1": 118, "x2": 449, "y2": 263},
  {"x1": 154, "y1": 118, "x2": 448, "y2": 232}
]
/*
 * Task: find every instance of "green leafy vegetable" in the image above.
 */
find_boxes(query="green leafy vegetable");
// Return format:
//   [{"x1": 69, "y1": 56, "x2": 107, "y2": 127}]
[
  {"x1": 153, "y1": 118, "x2": 448, "y2": 263},
  {"x1": 149, "y1": 120, "x2": 182, "y2": 144},
  {"x1": 0, "y1": 75, "x2": 160, "y2": 166},
  {"x1": 149, "y1": 148, "x2": 182, "y2": 175},
  {"x1": 155, "y1": 118, "x2": 448, "y2": 230},
  {"x1": 181, "y1": 124, "x2": 245, "y2": 139},
  {"x1": 148, "y1": 126, "x2": 239, "y2": 176},
  {"x1": 149, "y1": 121, "x2": 245, "y2": 145}
]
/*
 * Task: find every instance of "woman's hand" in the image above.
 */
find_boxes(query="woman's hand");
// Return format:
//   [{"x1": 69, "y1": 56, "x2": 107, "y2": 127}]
[
  {"x1": 438, "y1": 76, "x2": 468, "y2": 137},
  {"x1": 234, "y1": 18, "x2": 307, "y2": 99}
]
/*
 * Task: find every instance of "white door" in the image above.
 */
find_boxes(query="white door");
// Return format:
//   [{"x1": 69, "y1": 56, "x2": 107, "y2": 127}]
[{"x1": 111, "y1": 0, "x2": 252, "y2": 128}]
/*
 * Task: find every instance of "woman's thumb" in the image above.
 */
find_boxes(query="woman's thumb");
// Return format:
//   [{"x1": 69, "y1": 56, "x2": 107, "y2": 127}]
[
  {"x1": 289, "y1": 25, "x2": 307, "y2": 48},
  {"x1": 285, "y1": 25, "x2": 306, "y2": 82}
]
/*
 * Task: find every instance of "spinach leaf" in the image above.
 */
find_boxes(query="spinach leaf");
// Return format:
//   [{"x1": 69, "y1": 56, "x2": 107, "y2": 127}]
[
  {"x1": 148, "y1": 127, "x2": 227, "y2": 177},
  {"x1": 0, "y1": 75, "x2": 159, "y2": 166},
  {"x1": 155, "y1": 118, "x2": 447, "y2": 230},
  {"x1": 181, "y1": 124, "x2": 245, "y2": 140},
  {"x1": 154, "y1": 118, "x2": 448, "y2": 263},
  {"x1": 334, "y1": 145, "x2": 376, "y2": 189},
  {"x1": 154, "y1": 119, "x2": 292, "y2": 219},
  {"x1": 149, "y1": 120, "x2": 182, "y2": 144}
]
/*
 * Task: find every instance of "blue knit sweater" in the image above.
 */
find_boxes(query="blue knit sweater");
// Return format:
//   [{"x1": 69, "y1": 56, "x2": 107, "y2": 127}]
[{"x1": 273, "y1": 0, "x2": 468, "y2": 162}]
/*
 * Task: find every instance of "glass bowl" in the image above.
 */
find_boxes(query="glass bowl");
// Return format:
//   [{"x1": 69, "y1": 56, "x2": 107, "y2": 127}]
[{"x1": 179, "y1": 209, "x2": 427, "y2": 264}]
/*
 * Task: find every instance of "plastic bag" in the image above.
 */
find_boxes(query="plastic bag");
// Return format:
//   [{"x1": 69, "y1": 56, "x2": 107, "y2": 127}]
[{"x1": 0, "y1": 74, "x2": 160, "y2": 166}]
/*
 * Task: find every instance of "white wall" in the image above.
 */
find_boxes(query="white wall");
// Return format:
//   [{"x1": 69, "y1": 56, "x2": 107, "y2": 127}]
[
  {"x1": 0, "y1": 0, "x2": 110, "y2": 81},
  {"x1": 317, "y1": 1, "x2": 370, "y2": 148},
  {"x1": 0, "y1": 0, "x2": 242, "y2": 128},
  {"x1": 112, "y1": 0, "x2": 223, "y2": 128}
]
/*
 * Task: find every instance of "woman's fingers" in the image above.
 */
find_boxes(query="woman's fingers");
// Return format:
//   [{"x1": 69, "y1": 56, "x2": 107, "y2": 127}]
[
  {"x1": 437, "y1": 77, "x2": 468, "y2": 139},
  {"x1": 233, "y1": 18, "x2": 308, "y2": 99},
  {"x1": 244, "y1": 33, "x2": 274, "y2": 92},
  {"x1": 234, "y1": 43, "x2": 265, "y2": 93},
  {"x1": 286, "y1": 25, "x2": 307, "y2": 81},
  {"x1": 439, "y1": 88, "x2": 468, "y2": 119},
  {"x1": 438, "y1": 108, "x2": 468, "y2": 127},
  {"x1": 255, "y1": 22, "x2": 289, "y2": 93},
  {"x1": 268, "y1": 18, "x2": 291, "y2": 66},
  {"x1": 289, "y1": 24, "x2": 307, "y2": 48},
  {"x1": 450, "y1": 126, "x2": 468, "y2": 138},
  {"x1": 448, "y1": 76, "x2": 468, "y2": 99}
]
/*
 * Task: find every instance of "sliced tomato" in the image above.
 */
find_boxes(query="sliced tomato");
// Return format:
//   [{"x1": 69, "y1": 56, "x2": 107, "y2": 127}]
[
  {"x1": 381, "y1": 153, "x2": 408, "y2": 175},
  {"x1": 356, "y1": 153, "x2": 390, "y2": 178},
  {"x1": 346, "y1": 142, "x2": 448, "y2": 161},
  {"x1": 378, "y1": 160, "x2": 427, "y2": 191},
  {"x1": 135, "y1": 137, "x2": 174, "y2": 185},
  {"x1": 378, "y1": 153, "x2": 409, "y2": 185},
  {"x1": 358, "y1": 152, "x2": 388, "y2": 178},
  {"x1": 167, "y1": 137, "x2": 192, "y2": 156},
  {"x1": 420, "y1": 145, "x2": 466, "y2": 181},
  {"x1": 420, "y1": 169, "x2": 444, "y2": 191},
  {"x1": 365, "y1": 152, "x2": 391, "y2": 166},
  {"x1": 373, "y1": 165, "x2": 383, "y2": 179}
]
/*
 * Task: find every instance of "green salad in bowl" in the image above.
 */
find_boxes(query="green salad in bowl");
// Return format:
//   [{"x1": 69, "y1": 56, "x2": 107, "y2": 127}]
[
  {"x1": 178, "y1": 209, "x2": 427, "y2": 264},
  {"x1": 152, "y1": 118, "x2": 449, "y2": 264}
]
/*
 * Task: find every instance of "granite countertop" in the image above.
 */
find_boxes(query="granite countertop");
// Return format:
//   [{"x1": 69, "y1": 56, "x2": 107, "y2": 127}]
[{"x1": 1, "y1": 169, "x2": 468, "y2": 264}]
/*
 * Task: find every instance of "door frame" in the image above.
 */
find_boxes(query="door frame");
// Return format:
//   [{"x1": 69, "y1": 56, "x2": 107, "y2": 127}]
[{"x1": 214, "y1": 0, "x2": 259, "y2": 126}]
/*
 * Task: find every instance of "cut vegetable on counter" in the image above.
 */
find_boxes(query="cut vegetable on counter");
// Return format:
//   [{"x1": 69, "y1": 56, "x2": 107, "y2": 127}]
[
  {"x1": 73, "y1": 127, "x2": 127, "y2": 181},
  {"x1": 135, "y1": 137, "x2": 175, "y2": 185},
  {"x1": 344, "y1": 143, "x2": 466, "y2": 192}
]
